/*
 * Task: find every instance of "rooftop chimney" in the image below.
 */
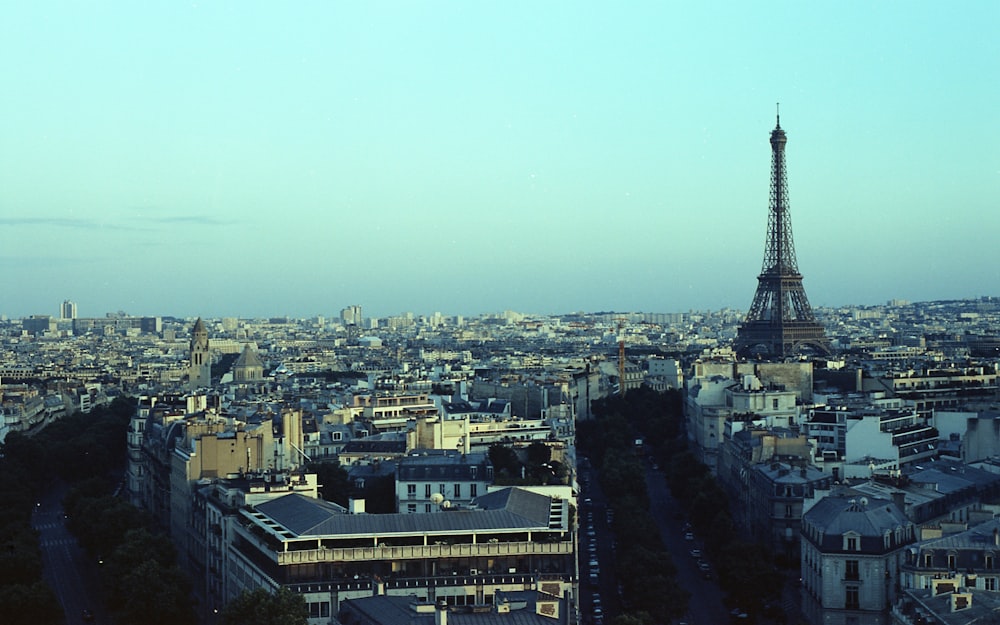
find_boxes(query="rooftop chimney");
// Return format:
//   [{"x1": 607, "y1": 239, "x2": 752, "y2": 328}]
[{"x1": 435, "y1": 598, "x2": 448, "y2": 625}]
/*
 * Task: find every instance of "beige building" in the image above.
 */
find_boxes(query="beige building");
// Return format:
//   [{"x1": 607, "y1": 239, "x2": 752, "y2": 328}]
[{"x1": 189, "y1": 318, "x2": 212, "y2": 390}]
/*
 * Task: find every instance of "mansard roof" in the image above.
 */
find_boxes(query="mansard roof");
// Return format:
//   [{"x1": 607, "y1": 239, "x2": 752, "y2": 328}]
[
  {"x1": 918, "y1": 518, "x2": 1000, "y2": 552},
  {"x1": 396, "y1": 451, "x2": 490, "y2": 482},
  {"x1": 807, "y1": 495, "x2": 907, "y2": 536}
]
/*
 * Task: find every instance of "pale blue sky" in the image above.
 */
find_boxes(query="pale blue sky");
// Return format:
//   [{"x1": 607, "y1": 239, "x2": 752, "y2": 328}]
[{"x1": 2, "y1": 2, "x2": 998, "y2": 320}]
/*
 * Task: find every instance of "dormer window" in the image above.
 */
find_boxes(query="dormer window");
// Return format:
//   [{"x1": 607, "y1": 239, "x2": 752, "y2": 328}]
[{"x1": 843, "y1": 532, "x2": 860, "y2": 552}]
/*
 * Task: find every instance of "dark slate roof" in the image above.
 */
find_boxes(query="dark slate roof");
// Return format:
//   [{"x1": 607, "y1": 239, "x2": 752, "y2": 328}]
[
  {"x1": 803, "y1": 495, "x2": 912, "y2": 554},
  {"x1": 908, "y1": 458, "x2": 1000, "y2": 493},
  {"x1": 917, "y1": 518, "x2": 1000, "y2": 552},
  {"x1": 396, "y1": 451, "x2": 490, "y2": 481},
  {"x1": 341, "y1": 439, "x2": 407, "y2": 454},
  {"x1": 806, "y1": 495, "x2": 907, "y2": 537},
  {"x1": 252, "y1": 487, "x2": 554, "y2": 538},
  {"x1": 471, "y1": 487, "x2": 552, "y2": 525},
  {"x1": 233, "y1": 344, "x2": 264, "y2": 369},
  {"x1": 901, "y1": 587, "x2": 1000, "y2": 625},
  {"x1": 756, "y1": 461, "x2": 829, "y2": 485},
  {"x1": 442, "y1": 399, "x2": 509, "y2": 415}
]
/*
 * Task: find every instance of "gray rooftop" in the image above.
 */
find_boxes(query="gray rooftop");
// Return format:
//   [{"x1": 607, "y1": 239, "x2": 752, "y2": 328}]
[
  {"x1": 251, "y1": 487, "x2": 556, "y2": 539},
  {"x1": 917, "y1": 518, "x2": 1000, "y2": 552}
]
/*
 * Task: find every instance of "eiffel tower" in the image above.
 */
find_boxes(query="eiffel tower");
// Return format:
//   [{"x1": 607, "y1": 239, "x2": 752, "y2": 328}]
[{"x1": 735, "y1": 110, "x2": 830, "y2": 358}]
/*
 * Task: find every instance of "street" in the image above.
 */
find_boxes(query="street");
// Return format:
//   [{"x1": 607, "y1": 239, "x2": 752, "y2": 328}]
[
  {"x1": 644, "y1": 464, "x2": 731, "y2": 625},
  {"x1": 32, "y1": 483, "x2": 108, "y2": 625}
]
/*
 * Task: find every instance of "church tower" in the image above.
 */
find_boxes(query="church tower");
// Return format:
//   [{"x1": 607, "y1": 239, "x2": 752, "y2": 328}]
[{"x1": 189, "y1": 318, "x2": 212, "y2": 390}]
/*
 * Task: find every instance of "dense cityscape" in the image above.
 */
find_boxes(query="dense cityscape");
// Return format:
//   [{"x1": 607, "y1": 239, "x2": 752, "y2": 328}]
[
  {"x1": 5, "y1": 290, "x2": 1000, "y2": 625},
  {"x1": 4, "y1": 114, "x2": 999, "y2": 625},
  {"x1": 4, "y1": 1, "x2": 997, "y2": 623}
]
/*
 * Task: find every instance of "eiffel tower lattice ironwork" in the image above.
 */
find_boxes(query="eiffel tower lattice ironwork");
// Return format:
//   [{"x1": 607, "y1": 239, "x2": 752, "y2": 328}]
[{"x1": 735, "y1": 110, "x2": 830, "y2": 358}]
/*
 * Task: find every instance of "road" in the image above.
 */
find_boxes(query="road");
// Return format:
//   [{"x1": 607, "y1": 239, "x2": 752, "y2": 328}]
[
  {"x1": 578, "y1": 463, "x2": 617, "y2": 625},
  {"x1": 32, "y1": 483, "x2": 109, "y2": 625},
  {"x1": 644, "y1": 465, "x2": 732, "y2": 625}
]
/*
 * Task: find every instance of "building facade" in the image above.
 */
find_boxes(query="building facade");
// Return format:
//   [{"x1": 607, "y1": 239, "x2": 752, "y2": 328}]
[{"x1": 801, "y1": 495, "x2": 916, "y2": 625}]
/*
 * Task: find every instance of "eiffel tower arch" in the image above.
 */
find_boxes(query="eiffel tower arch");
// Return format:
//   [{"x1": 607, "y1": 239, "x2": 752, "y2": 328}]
[{"x1": 735, "y1": 111, "x2": 830, "y2": 358}]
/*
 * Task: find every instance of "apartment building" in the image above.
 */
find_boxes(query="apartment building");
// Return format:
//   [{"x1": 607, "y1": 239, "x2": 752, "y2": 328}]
[
  {"x1": 224, "y1": 486, "x2": 575, "y2": 623},
  {"x1": 801, "y1": 495, "x2": 915, "y2": 622},
  {"x1": 900, "y1": 518, "x2": 1000, "y2": 592},
  {"x1": 394, "y1": 450, "x2": 493, "y2": 513}
]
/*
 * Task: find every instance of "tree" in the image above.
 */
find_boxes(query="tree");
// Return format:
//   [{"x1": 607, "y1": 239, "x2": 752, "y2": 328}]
[
  {"x1": 612, "y1": 613, "x2": 654, "y2": 625},
  {"x1": 526, "y1": 441, "x2": 551, "y2": 466},
  {"x1": 488, "y1": 443, "x2": 521, "y2": 478},
  {"x1": 308, "y1": 461, "x2": 351, "y2": 507},
  {"x1": 220, "y1": 587, "x2": 308, "y2": 625},
  {"x1": 112, "y1": 559, "x2": 197, "y2": 625},
  {"x1": 0, "y1": 581, "x2": 64, "y2": 625}
]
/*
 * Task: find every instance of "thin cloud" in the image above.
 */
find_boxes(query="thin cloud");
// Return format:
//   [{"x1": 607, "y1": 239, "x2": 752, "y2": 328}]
[
  {"x1": 0, "y1": 254, "x2": 107, "y2": 267},
  {"x1": 143, "y1": 215, "x2": 235, "y2": 225},
  {"x1": 0, "y1": 217, "x2": 104, "y2": 228},
  {"x1": 0, "y1": 214, "x2": 237, "y2": 230}
]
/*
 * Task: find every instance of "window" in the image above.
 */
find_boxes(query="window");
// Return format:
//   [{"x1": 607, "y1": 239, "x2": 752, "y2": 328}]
[
  {"x1": 470, "y1": 466, "x2": 478, "y2": 479},
  {"x1": 924, "y1": 553, "x2": 934, "y2": 567},
  {"x1": 470, "y1": 483, "x2": 478, "y2": 498},
  {"x1": 948, "y1": 554, "x2": 957, "y2": 570},
  {"x1": 773, "y1": 398, "x2": 779, "y2": 410},
  {"x1": 846, "y1": 536, "x2": 858, "y2": 551},
  {"x1": 407, "y1": 484, "x2": 416, "y2": 498},
  {"x1": 785, "y1": 505, "x2": 793, "y2": 518},
  {"x1": 986, "y1": 577, "x2": 997, "y2": 591},
  {"x1": 425, "y1": 504, "x2": 432, "y2": 513},
  {"x1": 407, "y1": 503, "x2": 417, "y2": 513},
  {"x1": 845, "y1": 586, "x2": 860, "y2": 610},
  {"x1": 846, "y1": 560, "x2": 860, "y2": 581},
  {"x1": 332, "y1": 431, "x2": 342, "y2": 441},
  {"x1": 454, "y1": 484, "x2": 461, "y2": 498},
  {"x1": 425, "y1": 484, "x2": 432, "y2": 498},
  {"x1": 987, "y1": 554, "x2": 994, "y2": 570}
]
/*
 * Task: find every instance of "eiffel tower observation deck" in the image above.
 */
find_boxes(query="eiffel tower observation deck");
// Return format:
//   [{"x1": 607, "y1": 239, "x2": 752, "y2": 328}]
[{"x1": 735, "y1": 110, "x2": 830, "y2": 358}]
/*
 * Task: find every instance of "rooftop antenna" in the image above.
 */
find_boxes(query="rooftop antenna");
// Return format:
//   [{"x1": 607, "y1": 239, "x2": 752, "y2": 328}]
[{"x1": 776, "y1": 102, "x2": 781, "y2": 128}]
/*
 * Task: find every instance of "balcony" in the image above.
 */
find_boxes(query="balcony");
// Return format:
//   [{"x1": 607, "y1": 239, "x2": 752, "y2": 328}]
[
  {"x1": 276, "y1": 540, "x2": 573, "y2": 566},
  {"x1": 285, "y1": 571, "x2": 568, "y2": 595}
]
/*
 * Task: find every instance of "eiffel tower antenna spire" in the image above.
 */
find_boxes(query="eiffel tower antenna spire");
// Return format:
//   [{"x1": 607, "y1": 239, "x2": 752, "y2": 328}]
[{"x1": 735, "y1": 110, "x2": 830, "y2": 358}]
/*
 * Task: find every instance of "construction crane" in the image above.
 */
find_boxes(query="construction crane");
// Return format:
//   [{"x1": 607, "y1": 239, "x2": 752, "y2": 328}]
[{"x1": 615, "y1": 317, "x2": 627, "y2": 396}]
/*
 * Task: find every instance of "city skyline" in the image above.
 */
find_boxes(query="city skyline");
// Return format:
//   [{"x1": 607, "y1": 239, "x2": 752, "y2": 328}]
[{"x1": 2, "y1": 2, "x2": 998, "y2": 320}]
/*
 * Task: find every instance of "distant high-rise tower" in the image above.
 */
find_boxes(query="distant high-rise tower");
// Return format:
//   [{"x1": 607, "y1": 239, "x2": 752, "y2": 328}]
[
  {"x1": 189, "y1": 318, "x2": 212, "y2": 390},
  {"x1": 60, "y1": 299, "x2": 77, "y2": 320},
  {"x1": 735, "y1": 111, "x2": 830, "y2": 358},
  {"x1": 341, "y1": 305, "x2": 362, "y2": 326}
]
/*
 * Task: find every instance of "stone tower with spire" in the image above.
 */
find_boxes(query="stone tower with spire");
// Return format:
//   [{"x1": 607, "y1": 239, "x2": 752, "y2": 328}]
[{"x1": 189, "y1": 318, "x2": 212, "y2": 390}]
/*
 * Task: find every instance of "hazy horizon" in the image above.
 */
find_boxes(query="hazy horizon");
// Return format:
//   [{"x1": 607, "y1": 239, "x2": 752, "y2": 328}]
[{"x1": 3, "y1": 2, "x2": 998, "y2": 320}]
